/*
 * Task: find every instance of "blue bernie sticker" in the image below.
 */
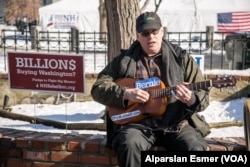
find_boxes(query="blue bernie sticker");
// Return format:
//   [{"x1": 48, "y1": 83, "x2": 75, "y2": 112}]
[{"x1": 135, "y1": 77, "x2": 161, "y2": 89}]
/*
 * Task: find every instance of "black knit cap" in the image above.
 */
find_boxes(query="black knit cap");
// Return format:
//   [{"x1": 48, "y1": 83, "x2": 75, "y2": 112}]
[{"x1": 136, "y1": 12, "x2": 162, "y2": 33}]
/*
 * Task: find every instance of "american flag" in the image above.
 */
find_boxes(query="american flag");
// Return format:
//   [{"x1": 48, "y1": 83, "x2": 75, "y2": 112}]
[{"x1": 217, "y1": 12, "x2": 250, "y2": 33}]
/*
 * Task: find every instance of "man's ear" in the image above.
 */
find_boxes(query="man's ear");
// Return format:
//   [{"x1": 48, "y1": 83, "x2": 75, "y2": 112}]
[
  {"x1": 136, "y1": 32, "x2": 139, "y2": 39},
  {"x1": 160, "y1": 27, "x2": 164, "y2": 38},
  {"x1": 160, "y1": 27, "x2": 164, "y2": 33}
]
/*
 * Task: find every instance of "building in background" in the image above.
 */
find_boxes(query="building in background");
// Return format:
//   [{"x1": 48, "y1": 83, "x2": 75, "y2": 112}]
[
  {"x1": 0, "y1": 0, "x2": 59, "y2": 25},
  {"x1": 0, "y1": 0, "x2": 6, "y2": 24},
  {"x1": 42, "y1": 0, "x2": 60, "y2": 6}
]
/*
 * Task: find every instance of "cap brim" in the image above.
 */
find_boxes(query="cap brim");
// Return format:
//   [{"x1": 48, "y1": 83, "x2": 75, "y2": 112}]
[{"x1": 137, "y1": 23, "x2": 161, "y2": 33}]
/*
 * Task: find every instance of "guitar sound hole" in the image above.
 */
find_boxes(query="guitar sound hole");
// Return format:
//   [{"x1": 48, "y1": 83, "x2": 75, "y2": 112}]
[{"x1": 142, "y1": 113, "x2": 150, "y2": 116}]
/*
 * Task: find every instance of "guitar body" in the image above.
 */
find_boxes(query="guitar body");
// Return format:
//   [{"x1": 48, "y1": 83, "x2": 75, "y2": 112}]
[
  {"x1": 108, "y1": 76, "x2": 236, "y2": 125},
  {"x1": 108, "y1": 78, "x2": 168, "y2": 125}
]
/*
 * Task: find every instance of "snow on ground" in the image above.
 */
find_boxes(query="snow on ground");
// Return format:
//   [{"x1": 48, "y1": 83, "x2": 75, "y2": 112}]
[{"x1": 0, "y1": 97, "x2": 247, "y2": 138}]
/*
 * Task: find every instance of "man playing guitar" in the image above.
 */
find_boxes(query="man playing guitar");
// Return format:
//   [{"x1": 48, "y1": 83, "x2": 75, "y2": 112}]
[{"x1": 91, "y1": 12, "x2": 210, "y2": 167}]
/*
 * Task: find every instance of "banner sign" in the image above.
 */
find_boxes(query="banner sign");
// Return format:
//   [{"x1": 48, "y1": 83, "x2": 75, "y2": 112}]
[
  {"x1": 46, "y1": 14, "x2": 79, "y2": 29},
  {"x1": 7, "y1": 52, "x2": 85, "y2": 93}
]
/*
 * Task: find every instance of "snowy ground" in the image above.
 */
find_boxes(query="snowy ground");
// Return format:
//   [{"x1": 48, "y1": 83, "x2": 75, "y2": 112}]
[{"x1": 0, "y1": 96, "x2": 248, "y2": 138}]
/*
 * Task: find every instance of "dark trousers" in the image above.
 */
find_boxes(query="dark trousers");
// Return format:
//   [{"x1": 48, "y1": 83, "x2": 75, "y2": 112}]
[{"x1": 112, "y1": 124, "x2": 207, "y2": 167}]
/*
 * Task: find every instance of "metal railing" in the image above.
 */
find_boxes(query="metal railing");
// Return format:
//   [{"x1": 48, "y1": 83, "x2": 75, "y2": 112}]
[
  {"x1": 1, "y1": 28, "x2": 108, "y2": 72},
  {"x1": 1, "y1": 27, "x2": 249, "y2": 73}
]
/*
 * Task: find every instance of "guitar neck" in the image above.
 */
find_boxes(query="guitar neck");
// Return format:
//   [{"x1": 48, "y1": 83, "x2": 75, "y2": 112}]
[{"x1": 150, "y1": 80, "x2": 212, "y2": 98}]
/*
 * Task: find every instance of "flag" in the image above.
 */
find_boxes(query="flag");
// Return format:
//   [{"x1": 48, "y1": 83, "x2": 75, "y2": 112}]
[{"x1": 217, "y1": 12, "x2": 250, "y2": 33}]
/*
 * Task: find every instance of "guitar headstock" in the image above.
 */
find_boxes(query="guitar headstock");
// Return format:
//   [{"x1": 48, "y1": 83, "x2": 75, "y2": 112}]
[{"x1": 211, "y1": 75, "x2": 237, "y2": 88}]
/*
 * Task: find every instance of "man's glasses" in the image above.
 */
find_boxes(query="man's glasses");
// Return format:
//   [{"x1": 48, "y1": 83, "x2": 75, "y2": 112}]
[{"x1": 141, "y1": 29, "x2": 160, "y2": 37}]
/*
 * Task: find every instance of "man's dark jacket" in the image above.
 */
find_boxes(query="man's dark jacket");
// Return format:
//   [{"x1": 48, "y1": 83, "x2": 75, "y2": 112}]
[{"x1": 91, "y1": 39, "x2": 209, "y2": 147}]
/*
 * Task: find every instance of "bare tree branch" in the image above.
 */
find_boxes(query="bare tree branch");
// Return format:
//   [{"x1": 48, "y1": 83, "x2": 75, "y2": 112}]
[
  {"x1": 140, "y1": 0, "x2": 163, "y2": 13},
  {"x1": 154, "y1": 0, "x2": 162, "y2": 12},
  {"x1": 140, "y1": 0, "x2": 150, "y2": 13}
]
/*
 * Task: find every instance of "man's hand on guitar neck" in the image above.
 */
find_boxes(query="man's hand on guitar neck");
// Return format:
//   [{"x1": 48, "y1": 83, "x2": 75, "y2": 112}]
[
  {"x1": 124, "y1": 88, "x2": 150, "y2": 103},
  {"x1": 175, "y1": 82, "x2": 196, "y2": 107}
]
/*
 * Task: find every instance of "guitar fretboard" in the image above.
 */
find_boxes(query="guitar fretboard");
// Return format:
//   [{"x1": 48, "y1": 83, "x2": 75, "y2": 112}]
[{"x1": 150, "y1": 80, "x2": 211, "y2": 98}]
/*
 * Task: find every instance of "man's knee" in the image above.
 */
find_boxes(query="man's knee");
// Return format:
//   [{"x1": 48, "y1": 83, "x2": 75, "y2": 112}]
[{"x1": 190, "y1": 143, "x2": 207, "y2": 151}]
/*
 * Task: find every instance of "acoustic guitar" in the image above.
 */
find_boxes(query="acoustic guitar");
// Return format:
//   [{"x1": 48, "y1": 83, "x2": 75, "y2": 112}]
[{"x1": 108, "y1": 76, "x2": 236, "y2": 125}]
